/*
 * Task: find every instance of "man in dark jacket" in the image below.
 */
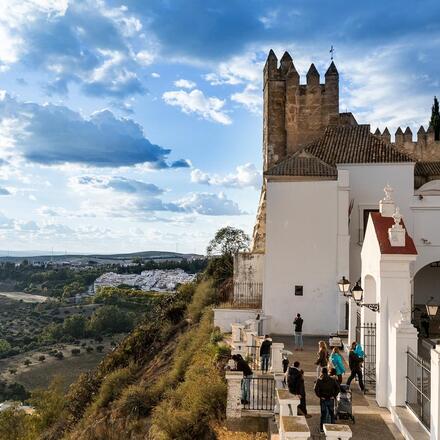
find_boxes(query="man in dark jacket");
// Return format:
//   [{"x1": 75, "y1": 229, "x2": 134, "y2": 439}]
[
  {"x1": 346, "y1": 341, "x2": 365, "y2": 392},
  {"x1": 232, "y1": 354, "x2": 253, "y2": 404},
  {"x1": 315, "y1": 367, "x2": 340, "y2": 432},
  {"x1": 259, "y1": 335, "x2": 272, "y2": 373},
  {"x1": 293, "y1": 313, "x2": 304, "y2": 351},
  {"x1": 287, "y1": 361, "x2": 311, "y2": 418}
]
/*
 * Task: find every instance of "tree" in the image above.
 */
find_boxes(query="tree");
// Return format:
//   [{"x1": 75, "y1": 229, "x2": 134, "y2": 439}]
[
  {"x1": 0, "y1": 339, "x2": 11, "y2": 354},
  {"x1": 63, "y1": 314, "x2": 86, "y2": 339},
  {"x1": 88, "y1": 306, "x2": 134, "y2": 335},
  {"x1": 206, "y1": 226, "x2": 250, "y2": 257},
  {"x1": 206, "y1": 227, "x2": 250, "y2": 287},
  {"x1": 430, "y1": 96, "x2": 440, "y2": 141}
]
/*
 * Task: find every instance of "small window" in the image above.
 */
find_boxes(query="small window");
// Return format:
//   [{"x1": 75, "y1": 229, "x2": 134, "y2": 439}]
[{"x1": 294, "y1": 285, "x2": 303, "y2": 296}]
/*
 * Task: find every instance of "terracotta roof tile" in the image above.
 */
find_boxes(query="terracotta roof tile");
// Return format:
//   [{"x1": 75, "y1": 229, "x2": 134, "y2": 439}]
[
  {"x1": 414, "y1": 161, "x2": 440, "y2": 176},
  {"x1": 265, "y1": 151, "x2": 337, "y2": 178},
  {"x1": 306, "y1": 125, "x2": 415, "y2": 165},
  {"x1": 370, "y1": 212, "x2": 417, "y2": 255}
]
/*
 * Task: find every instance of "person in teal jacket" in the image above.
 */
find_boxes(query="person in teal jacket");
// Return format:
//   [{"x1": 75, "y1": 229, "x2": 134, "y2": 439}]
[
  {"x1": 329, "y1": 347, "x2": 346, "y2": 383},
  {"x1": 354, "y1": 342, "x2": 365, "y2": 359}
]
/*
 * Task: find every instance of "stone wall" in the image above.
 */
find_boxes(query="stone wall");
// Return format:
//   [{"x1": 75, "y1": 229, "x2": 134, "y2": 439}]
[
  {"x1": 263, "y1": 50, "x2": 340, "y2": 171},
  {"x1": 374, "y1": 125, "x2": 440, "y2": 160}
]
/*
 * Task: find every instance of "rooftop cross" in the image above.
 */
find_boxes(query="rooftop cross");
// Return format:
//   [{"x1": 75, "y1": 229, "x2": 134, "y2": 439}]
[{"x1": 329, "y1": 45, "x2": 335, "y2": 61}]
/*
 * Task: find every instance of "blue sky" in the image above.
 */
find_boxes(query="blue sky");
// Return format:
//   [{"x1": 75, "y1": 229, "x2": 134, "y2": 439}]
[{"x1": 0, "y1": 0, "x2": 439, "y2": 254}]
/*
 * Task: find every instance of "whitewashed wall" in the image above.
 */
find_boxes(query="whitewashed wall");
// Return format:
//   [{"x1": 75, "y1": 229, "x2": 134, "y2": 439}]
[
  {"x1": 263, "y1": 179, "x2": 344, "y2": 335},
  {"x1": 233, "y1": 252, "x2": 264, "y2": 283},
  {"x1": 339, "y1": 163, "x2": 415, "y2": 285}
]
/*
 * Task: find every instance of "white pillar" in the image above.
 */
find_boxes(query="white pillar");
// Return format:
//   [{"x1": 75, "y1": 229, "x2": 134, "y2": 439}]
[
  {"x1": 323, "y1": 424, "x2": 352, "y2": 439},
  {"x1": 389, "y1": 315, "x2": 418, "y2": 406},
  {"x1": 225, "y1": 371, "x2": 243, "y2": 419},
  {"x1": 430, "y1": 345, "x2": 440, "y2": 440},
  {"x1": 231, "y1": 323, "x2": 245, "y2": 342},
  {"x1": 276, "y1": 389, "x2": 300, "y2": 418},
  {"x1": 280, "y1": 415, "x2": 310, "y2": 440},
  {"x1": 271, "y1": 342, "x2": 284, "y2": 373}
]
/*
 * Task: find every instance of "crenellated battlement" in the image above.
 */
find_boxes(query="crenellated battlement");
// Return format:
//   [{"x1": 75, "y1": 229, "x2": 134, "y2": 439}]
[
  {"x1": 373, "y1": 125, "x2": 440, "y2": 160},
  {"x1": 263, "y1": 50, "x2": 341, "y2": 171}
]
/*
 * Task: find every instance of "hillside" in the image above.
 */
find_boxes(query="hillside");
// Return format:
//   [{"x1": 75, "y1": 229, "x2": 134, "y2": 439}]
[
  {"x1": 0, "y1": 251, "x2": 203, "y2": 264},
  {"x1": 0, "y1": 277, "x2": 230, "y2": 440}
]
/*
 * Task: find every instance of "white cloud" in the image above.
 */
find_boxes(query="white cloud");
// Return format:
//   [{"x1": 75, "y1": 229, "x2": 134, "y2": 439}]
[
  {"x1": 151, "y1": 72, "x2": 160, "y2": 78},
  {"x1": 162, "y1": 89, "x2": 231, "y2": 125},
  {"x1": 231, "y1": 84, "x2": 261, "y2": 114},
  {"x1": 178, "y1": 192, "x2": 245, "y2": 216},
  {"x1": 135, "y1": 50, "x2": 155, "y2": 66},
  {"x1": 204, "y1": 51, "x2": 262, "y2": 86},
  {"x1": 191, "y1": 163, "x2": 261, "y2": 189},
  {"x1": 174, "y1": 79, "x2": 196, "y2": 89}
]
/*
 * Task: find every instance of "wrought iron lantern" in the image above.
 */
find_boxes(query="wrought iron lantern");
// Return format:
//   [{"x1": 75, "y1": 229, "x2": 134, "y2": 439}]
[
  {"x1": 351, "y1": 281, "x2": 364, "y2": 303},
  {"x1": 337, "y1": 276, "x2": 380, "y2": 313},
  {"x1": 337, "y1": 276, "x2": 351, "y2": 297},
  {"x1": 426, "y1": 296, "x2": 438, "y2": 319}
]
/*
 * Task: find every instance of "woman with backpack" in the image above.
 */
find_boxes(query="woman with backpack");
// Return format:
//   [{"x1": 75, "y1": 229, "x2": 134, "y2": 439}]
[
  {"x1": 315, "y1": 340, "x2": 329, "y2": 378},
  {"x1": 329, "y1": 346, "x2": 346, "y2": 384}
]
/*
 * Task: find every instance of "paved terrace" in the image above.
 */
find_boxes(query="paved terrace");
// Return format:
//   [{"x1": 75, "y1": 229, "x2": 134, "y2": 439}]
[{"x1": 273, "y1": 335, "x2": 405, "y2": 440}]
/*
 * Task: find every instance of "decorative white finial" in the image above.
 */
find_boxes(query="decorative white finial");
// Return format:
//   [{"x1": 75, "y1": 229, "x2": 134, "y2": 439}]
[
  {"x1": 388, "y1": 206, "x2": 406, "y2": 246},
  {"x1": 392, "y1": 207, "x2": 403, "y2": 229},
  {"x1": 384, "y1": 183, "x2": 394, "y2": 202},
  {"x1": 380, "y1": 184, "x2": 396, "y2": 217}
]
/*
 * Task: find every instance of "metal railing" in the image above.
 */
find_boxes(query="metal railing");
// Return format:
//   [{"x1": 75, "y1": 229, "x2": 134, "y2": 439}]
[
  {"x1": 243, "y1": 376, "x2": 275, "y2": 411},
  {"x1": 406, "y1": 348, "x2": 431, "y2": 430},
  {"x1": 355, "y1": 321, "x2": 376, "y2": 388},
  {"x1": 219, "y1": 282, "x2": 263, "y2": 308}
]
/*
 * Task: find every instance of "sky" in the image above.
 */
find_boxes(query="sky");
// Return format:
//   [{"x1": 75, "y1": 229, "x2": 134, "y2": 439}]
[{"x1": 0, "y1": 0, "x2": 440, "y2": 254}]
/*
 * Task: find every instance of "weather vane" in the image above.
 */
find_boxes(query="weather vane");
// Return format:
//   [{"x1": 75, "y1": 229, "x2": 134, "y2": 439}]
[{"x1": 329, "y1": 45, "x2": 335, "y2": 61}]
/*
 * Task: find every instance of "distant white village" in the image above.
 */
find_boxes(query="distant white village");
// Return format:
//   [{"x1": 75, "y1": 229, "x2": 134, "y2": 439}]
[{"x1": 93, "y1": 269, "x2": 196, "y2": 293}]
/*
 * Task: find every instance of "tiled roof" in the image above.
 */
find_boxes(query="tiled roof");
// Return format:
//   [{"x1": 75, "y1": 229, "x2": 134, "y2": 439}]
[
  {"x1": 265, "y1": 151, "x2": 337, "y2": 178},
  {"x1": 305, "y1": 125, "x2": 415, "y2": 165},
  {"x1": 370, "y1": 212, "x2": 417, "y2": 255},
  {"x1": 414, "y1": 161, "x2": 440, "y2": 176}
]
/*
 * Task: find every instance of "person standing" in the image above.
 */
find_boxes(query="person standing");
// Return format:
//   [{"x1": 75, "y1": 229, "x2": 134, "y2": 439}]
[
  {"x1": 287, "y1": 361, "x2": 311, "y2": 418},
  {"x1": 329, "y1": 347, "x2": 345, "y2": 384},
  {"x1": 346, "y1": 341, "x2": 365, "y2": 392},
  {"x1": 232, "y1": 354, "x2": 253, "y2": 404},
  {"x1": 314, "y1": 367, "x2": 340, "y2": 433},
  {"x1": 293, "y1": 313, "x2": 304, "y2": 351},
  {"x1": 315, "y1": 340, "x2": 329, "y2": 378},
  {"x1": 259, "y1": 335, "x2": 272, "y2": 373}
]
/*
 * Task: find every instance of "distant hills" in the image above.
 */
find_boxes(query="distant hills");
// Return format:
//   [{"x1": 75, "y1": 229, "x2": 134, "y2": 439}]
[{"x1": 0, "y1": 250, "x2": 204, "y2": 264}]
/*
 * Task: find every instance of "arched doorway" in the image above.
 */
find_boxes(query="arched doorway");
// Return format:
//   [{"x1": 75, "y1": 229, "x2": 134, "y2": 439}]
[{"x1": 413, "y1": 262, "x2": 440, "y2": 339}]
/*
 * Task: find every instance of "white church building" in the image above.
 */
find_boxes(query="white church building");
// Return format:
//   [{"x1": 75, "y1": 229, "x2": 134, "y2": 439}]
[
  {"x1": 216, "y1": 49, "x2": 440, "y2": 440},
  {"x1": 215, "y1": 50, "x2": 440, "y2": 341}
]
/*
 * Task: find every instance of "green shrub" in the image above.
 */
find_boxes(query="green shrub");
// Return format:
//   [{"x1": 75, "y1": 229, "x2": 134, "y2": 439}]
[
  {"x1": 187, "y1": 280, "x2": 216, "y2": 323},
  {"x1": 86, "y1": 346, "x2": 93, "y2": 353},
  {"x1": 214, "y1": 343, "x2": 231, "y2": 362},
  {"x1": 96, "y1": 345, "x2": 104, "y2": 353},
  {"x1": 71, "y1": 348, "x2": 81, "y2": 356},
  {"x1": 210, "y1": 327, "x2": 223, "y2": 344},
  {"x1": 94, "y1": 366, "x2": 134, "y2": 409},
  {"x1": 117, "y1": 384, "x2": 151, "y2": 418}
]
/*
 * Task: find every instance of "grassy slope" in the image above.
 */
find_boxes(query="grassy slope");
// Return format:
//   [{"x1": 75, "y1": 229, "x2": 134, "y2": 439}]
[{"x1": 38, "y1": 279, "x2": 228, "y2": 440}]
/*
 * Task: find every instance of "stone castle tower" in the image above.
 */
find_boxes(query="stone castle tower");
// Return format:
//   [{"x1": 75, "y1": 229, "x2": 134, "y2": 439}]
[{"x1": 263, "y1": 50, "x2": 341, "y2": 171}]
